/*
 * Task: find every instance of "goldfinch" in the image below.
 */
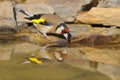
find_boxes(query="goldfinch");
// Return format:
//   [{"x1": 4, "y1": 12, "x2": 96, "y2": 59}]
[{"x1": 14, "y1": 8, "x2": 72, "y2": 47}]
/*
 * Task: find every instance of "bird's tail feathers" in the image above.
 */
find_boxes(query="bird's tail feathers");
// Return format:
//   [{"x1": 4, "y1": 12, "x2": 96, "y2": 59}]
[{"x1": 16, "y1": 8, "x2": 33, "y2": 17}]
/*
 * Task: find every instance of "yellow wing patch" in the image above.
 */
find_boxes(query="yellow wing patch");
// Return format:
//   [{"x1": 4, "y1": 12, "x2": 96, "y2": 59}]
[
  {"x1": 31, "y1": 18, "x2": 45, "y2": 24},
  {"x1": 28, "y1": 57, "x2": 42, "y2": 64}
]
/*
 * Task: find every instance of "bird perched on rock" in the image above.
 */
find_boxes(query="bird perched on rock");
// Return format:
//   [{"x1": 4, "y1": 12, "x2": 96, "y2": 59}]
[{"x1": 13, "y1": 7, "x2": 72, "y2": 47}]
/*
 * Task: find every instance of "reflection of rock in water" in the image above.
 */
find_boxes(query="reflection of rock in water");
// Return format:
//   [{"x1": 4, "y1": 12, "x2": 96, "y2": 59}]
[{"x1": 98, "y1": 63, "x2": 120, "y2": 80}]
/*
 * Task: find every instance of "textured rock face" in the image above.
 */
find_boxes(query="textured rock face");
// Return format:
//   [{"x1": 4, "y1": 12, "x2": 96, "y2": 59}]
[
  {"x1": 0, "y1": 1, "x2": 15, "y2": 28},
  {"x1": 69, "y1": 24, "x2": 120, "y2": 46},
  {"x1": 76, "y1": 7, "x2": 120, "y2": 27},
  {"x1": 25, "y1": 0, "x2": 85, "y2": 22},
  {"x1": 97, "y1": 0, "x2": 120, "y2": 7},
  {"x1": 0, "y1": 1, "x2": 54, "y2": 27}
]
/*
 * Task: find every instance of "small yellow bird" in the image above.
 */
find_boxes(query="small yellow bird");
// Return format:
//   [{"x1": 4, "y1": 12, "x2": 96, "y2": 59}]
[{"x1": 14, "y1": 8, "x2": 72, "y2": 47}]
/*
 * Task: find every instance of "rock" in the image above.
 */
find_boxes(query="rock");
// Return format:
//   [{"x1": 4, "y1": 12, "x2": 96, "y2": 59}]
[
  {"x1": 79, "y1": 47, "x2": 120, "y2": 66},
  {"x1": 97, "y1": 0, "x2": 120, "y2": 7},
  {"x1": 0, "y1": 0, "x2": 26, "y2": 3},
  {"x1": 76, "y1": 7, "x2": 120, "y2": 27},
  {"x1": 69, "y1": 24, "x2": 120, "y2": 46},
  {"x1": 13, "y1": 42, "x2": 40, "y2": 54},
  {"x1": 0, "y1": 1, "x2": 15, "y2": 28},
  {"x1": 25, "y1": 0, "x2": 91, "y2": 22},
  {"x1": 0, "y1": 44, "x2": 14, "y2": 60},
  {"x1": 0, "y1": 1, "x2": 54, "y2": 27},
  {"x1": 13, "y1": 24, "x2": 120, "y2": 46}
]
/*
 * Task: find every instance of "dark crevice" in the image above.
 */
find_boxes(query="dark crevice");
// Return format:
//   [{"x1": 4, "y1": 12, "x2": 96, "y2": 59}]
[
  {"x1": 91, "y1": 24, "x2": 111, "y2": 28},
  {"x1": 81, "y1": 0, "x2": 99, "y2": 12}
]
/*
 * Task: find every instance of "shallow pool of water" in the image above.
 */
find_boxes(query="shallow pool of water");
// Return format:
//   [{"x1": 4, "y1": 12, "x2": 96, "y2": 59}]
[{"x1": 0, "y1": 52, "x2": 111, "y2": 80}]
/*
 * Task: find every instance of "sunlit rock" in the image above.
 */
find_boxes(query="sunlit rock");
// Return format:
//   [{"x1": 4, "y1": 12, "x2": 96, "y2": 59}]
[
  {"x1": 25, "y1": 0, "x2": 89, "y2": 22},
  {"x1": 76, "y1": 7, "x2": 120, "y2": 27},
  {"x1": 0, "y1": 1, "x2": 15, "y2": 28},
  {"x1": 0, "y1": 1, "x2": 54, "y2": 27}
]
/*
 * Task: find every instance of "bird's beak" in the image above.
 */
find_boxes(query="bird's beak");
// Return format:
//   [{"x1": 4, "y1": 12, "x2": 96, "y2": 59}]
[{"x1": 63, "y1": 32, "x2": 72, "y2": 44}]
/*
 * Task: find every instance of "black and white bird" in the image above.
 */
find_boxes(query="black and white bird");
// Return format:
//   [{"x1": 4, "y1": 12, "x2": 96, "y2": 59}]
[{"x1": 13, "y1": 7, "x2": 72, "y2": 47}]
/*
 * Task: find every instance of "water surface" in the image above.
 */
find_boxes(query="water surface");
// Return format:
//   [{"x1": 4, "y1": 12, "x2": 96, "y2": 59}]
[{"x1": 0, "y1": 53, "x2": 111, "y2": 80}]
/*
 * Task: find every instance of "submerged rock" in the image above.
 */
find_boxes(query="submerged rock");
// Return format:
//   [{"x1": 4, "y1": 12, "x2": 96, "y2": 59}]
[
  {"x1": 13, "y1": 42, "x2": 40, "y2": 54},
  {"x1": 98, "y1": 63, "x2": 120, "y2": 80}
]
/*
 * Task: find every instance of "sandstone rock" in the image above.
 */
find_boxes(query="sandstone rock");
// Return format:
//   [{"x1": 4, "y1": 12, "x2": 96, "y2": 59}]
[
  {"x1": 13, "y1": 24, "x2": 120, "y2": 46},
  {"x1": 76, "y1": 7, "x2": 120, "y2": 27},
  {"x1": 69, "y1": 24, "x2": 120, "y2": 46},
  {"x1": 79, "y1": 47, "x2": 120, "y2": 66},
  {"x1": 0, "y1": 1, "x2": 15, "y2": 28},
  {"x1": 25, "y1": 0, "x2": 90, "y2": 22},
  {"x1": 0, "y1": 1, "x2": 54, "y2": 27},
  {"x1": 97, "y1": 0, "x2": 120, "y2": 7},
  {"x1": 0, "y1": 0, "x2": 26, "y2": 3}
]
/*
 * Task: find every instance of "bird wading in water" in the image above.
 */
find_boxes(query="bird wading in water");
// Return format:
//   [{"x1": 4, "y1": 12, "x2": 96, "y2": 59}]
[{"x1": 13, "y1": 7, "x2": 72, "y2": 48}]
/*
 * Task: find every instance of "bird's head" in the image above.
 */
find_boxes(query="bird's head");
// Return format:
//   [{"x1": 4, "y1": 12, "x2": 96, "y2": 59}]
[{"x1": 55, "y1": 23, "x2": 72, "y2": 44}]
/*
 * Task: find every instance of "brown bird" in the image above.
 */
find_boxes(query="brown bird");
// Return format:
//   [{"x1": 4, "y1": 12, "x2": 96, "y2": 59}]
[{"x1": 14, "y1": 8, "x2": 72, "y2": 47}]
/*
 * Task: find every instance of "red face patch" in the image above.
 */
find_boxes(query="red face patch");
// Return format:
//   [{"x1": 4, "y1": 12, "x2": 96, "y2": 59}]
[
  {"x1": 63, "y1": 28, "x2": 69, "y2": 33},
  {"x1": 60, "y1": 28, "x2": 69, "y2": 35}
]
